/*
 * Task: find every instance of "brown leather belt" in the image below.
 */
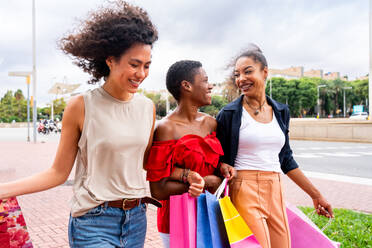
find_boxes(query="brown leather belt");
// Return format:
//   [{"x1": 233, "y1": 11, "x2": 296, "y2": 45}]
[{"x1": 104, "y1": 197, "x2": 162, "y2": 210}]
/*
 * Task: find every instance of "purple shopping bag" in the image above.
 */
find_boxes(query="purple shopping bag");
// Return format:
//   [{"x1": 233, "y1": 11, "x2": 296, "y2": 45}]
[
  {"x1": 170, "y1": 193, "x2": 197, "y2": 248},
  {"x1": 286, "y1": 203, "x2": 340, "y2": 248}
]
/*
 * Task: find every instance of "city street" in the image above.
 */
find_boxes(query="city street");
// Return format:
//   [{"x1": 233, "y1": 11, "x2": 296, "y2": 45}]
[
  {"x1": 292, "y1": 140, "x2": 372, "y2": 179},
  {"x1": 2, "y1": 128, "x2": 371, "y2": 179},
  {"x1": 0, "y1": 127, "x2": 371, "y2": 247},
  {"x1": 0, "y1": 127, "x2": 60, "y2": 142}
]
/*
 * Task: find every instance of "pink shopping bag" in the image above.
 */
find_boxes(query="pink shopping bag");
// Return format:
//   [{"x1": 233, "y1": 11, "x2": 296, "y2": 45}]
[
  {"x1": 286, "y1": 203, "x2": 340, "y2": 248},
  {"x1": 170, "y1": 193, "x2": 197, "y2": 248}
]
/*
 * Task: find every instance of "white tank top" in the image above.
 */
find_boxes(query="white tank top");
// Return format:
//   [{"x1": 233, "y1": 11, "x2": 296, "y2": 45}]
[
  {"x1": 234, "y1": 107, "x2": 285, "y2": 172},
  {"x1": 70, "y1": 87, "x2": 154, "y2": 217}
]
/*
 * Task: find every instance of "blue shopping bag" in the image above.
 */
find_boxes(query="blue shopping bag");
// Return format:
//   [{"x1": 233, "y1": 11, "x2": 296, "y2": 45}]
[{"x1": 196, "y1": 182, "x2": 229, "y2": 248}]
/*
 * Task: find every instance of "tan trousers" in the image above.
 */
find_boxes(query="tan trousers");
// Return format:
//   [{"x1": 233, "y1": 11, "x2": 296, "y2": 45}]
[{"x1": 230, "y1": 170, "x2": 291, "y2": 248}]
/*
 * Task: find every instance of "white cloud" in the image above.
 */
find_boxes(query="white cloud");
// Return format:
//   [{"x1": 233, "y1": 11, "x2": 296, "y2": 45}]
[{"x1": 0, "y1": 0, "x2": 368, "y2": 105}]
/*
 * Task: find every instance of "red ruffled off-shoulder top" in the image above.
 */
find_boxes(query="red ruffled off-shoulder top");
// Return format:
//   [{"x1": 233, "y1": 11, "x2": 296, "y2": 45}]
[{"x1": 145, "y1": 132, "x2": 224, "y2": 234}]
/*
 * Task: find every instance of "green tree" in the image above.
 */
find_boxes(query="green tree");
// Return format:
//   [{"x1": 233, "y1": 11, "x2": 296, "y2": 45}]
[
  {"x1": 200, "y1": 95, "x2": 228, "y2": 117},
  {"x1": 39, "y1": 98, "x2": 67, "y2": 119},
  {"x1": 350, "y1": 79, "x2": 368, "y2": 107},
  {"x1": 0, "y1": 90, "x2": 28, "y2": 122},
  {"x1": 222, "y1": 78, "x2": 240, "y2": 103},
  {"x1": 53, "y1": 98, "x2": 67, "y2": 116},
  {"x1": 144, "y1": 92, "x2": 166, "y2": 118},
  {"x1": 168, "y1": 95, "x2": 177, "y2": 110}
]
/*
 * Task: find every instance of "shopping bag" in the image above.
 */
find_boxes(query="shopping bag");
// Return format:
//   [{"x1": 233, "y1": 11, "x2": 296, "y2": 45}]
[
  {"x1": 196, "y1": 194, "x2": 212, "y2": 247},
  {"x1": 218, "y1": 179, "x2": 261, "y2": 248},
  {"x1": 286, "y1": 203, "x2": 340, "y2": 248},
  {"x1": 0, "y1": 197, "x2": 33, "y2": 248},
  {"x1": 170, "y1": 193, "x2": 197, "y2": 248},
  {"x1": 196, "y1": 185, "x2": 229, "y2": 248}
]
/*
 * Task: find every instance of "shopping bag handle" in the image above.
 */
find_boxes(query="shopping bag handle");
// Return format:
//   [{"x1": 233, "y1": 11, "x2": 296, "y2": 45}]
[
  {"x1": 214, "y1": 178, "x2": 229, "y2": 199},
  {"x1": 309, "y1": 211, "x2": 334, "y2": 231}
]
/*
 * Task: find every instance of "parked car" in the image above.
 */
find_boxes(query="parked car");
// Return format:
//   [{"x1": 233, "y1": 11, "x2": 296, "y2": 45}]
[{"x1": 349, "y1": 112, "x2": 368, "y2": 120}]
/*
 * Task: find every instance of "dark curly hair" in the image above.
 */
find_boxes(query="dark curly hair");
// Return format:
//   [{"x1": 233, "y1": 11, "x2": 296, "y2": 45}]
[
  {"x1": 166, "y1": 60, "x2": 202, "y2": 102},
  {"x1": 59, "y1": 0, "x2": 158, "y2": 84}
]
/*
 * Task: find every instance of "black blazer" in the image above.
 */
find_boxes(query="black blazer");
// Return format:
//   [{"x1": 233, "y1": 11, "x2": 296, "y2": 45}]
[{"x1": 216, "y1": 95, "x2": 298, "y2": 174}]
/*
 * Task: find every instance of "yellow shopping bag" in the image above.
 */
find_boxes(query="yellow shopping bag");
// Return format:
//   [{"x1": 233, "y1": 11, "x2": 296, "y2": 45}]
[{"x1": 218, "y1": 179, "x2": 261, "y2": 248}]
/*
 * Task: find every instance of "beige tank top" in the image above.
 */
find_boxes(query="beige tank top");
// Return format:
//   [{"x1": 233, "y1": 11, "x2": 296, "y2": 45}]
[{"x1": 70, "y1": 87, "x2": 154, "y2": 217}]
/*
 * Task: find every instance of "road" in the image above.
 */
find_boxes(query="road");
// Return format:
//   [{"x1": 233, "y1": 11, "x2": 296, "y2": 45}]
[
  {"x1": 1, "y1": 128, "x2": 371, "y2": 180},
  {"x1": 0, "y1": 127, "x2": 60, "y2": 142},
  {"x1": 291, "y1": 140, "x2": 372, "y2": 179}
]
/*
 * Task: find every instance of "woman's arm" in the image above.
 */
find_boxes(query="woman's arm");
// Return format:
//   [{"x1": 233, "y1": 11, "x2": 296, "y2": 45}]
[
  {"x1": 280, "y1": 106, "x2": 332, "y2": 217},
  {"x1": 150, "y1": 180, "x2": 188, "y2": 201},
  {"x1": 0, "y1": 96, "x2": 84, "y2": 199},
  {"x1": 287, "y1": 168, "x2": 334, "y2": 218},
  {"x1": 150, "y1": 168, "x2": 205, "y2": 200}
]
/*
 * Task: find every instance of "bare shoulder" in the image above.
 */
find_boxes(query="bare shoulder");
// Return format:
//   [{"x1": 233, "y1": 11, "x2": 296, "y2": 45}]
[
  {"x1": 154, "y1": 118, "x2": 177, "y2": 141},
  {"x1": 63, "y1": 95, "x2": 85, "y2": 131},
  {"x1": 64, "y1": 95, "x2": 84, "y2": 117},
  {"x1": 199, "y1": 112, "x2": 217, "y2": 132}
]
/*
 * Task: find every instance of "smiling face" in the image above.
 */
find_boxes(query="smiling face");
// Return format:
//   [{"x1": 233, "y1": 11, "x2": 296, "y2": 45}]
[
  {"x1": 106, "y1": 43, "x2": 152, "y2": 94},
  {"x1": 234, "y1": 56, "x2": 268, "y2": 98},
  {"x1": 190, "y1": 67, "x2": 213, "y2": 106}
]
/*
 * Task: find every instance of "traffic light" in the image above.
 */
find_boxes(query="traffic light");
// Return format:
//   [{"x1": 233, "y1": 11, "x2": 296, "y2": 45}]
[
  {"x1": 30, "y1": 96, "x2": 33, "y2": 107},
  {"x1": 26, "y1": 75, "x2": 31, "y2": 84}
]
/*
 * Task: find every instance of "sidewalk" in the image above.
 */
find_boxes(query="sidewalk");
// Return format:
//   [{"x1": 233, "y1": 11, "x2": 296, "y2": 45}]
[{"x1": 1, "y1": 141, "x2": 371, "y2": 247}]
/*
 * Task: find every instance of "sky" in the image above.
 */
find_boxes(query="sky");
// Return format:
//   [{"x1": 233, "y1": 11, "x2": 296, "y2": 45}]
[{"x1": 0, "y1": 0, "x2": 369, "y2": 106}]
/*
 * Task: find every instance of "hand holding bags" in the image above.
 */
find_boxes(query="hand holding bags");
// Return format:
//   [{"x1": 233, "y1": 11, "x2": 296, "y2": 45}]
[
  {"x1": 170, "y1": 179, "x2": 262, "y2": 248},
  {"x1": 286, "y1": 203, "x2": 340, "y2": 248},
  {"x1": 170, "y1": 193, "x2": 197, "y2": 248},
  {"x1": 218, "y1": 179, "x2": 262, "y2": 248}
]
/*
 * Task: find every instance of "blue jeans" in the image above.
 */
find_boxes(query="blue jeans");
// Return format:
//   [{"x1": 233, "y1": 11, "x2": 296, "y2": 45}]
[{"x1": 68, "y1": 203, "x2": 147, "y2": 248}]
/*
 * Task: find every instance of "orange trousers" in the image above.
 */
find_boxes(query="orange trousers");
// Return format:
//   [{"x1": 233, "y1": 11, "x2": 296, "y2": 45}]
[{"x1": 230, "y1": 170, "x2": 291, "y2": 248}]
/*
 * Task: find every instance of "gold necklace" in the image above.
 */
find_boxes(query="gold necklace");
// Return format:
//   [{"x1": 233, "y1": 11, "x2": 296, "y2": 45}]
[{"x1": 244, "y1": 96, "x2": 266, "y2": 115}]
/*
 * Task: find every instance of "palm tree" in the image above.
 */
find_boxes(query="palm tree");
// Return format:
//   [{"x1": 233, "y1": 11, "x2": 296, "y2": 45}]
[{"x1": 329, "y1": 79, "x2": 345, "y2": 116}]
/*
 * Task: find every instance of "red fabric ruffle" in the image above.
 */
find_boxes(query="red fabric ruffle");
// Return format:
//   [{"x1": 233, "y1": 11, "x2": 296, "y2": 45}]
[{"x1": 145, "y1": 132, "x2": 223, "y2": 233}]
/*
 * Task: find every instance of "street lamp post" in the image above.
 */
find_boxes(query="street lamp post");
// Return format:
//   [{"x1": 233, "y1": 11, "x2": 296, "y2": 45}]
[
  {"x1": 8, "y1": 1, "x2": 37, "y2": 142},
  {"x1": 343, "y1": 86, "x2": 352, "y2": 118},
  {"x1": 317, "y1": 85, "x2": 326, "y2": 119},
  {"x1": 32, "y1": 0, "x2": 37, "y2": 143},
  {"x1": 8, "y1": 71, "x2": 32, "y2": 142}
]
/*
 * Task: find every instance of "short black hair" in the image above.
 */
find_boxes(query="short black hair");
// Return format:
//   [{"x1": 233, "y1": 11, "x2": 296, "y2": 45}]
[
  {"x1": 59, "y1": 0, "x2": 158, "y2": 84},
  {"x1": 166, "y1": 60, "x2": 202, "y2": 101}
]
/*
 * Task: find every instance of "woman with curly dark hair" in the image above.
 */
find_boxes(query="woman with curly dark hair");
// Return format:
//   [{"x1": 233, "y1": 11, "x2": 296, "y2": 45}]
[
  {"x1": 217, "y1": 44, "x2": 333, "y2": 248},
  {"x1": 0, "y1": 1, "x2": 161, "y2": 247}
]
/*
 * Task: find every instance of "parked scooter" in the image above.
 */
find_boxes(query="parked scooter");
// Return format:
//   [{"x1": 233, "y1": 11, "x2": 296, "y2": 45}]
[
  {"x1": 37, "y1": 120, "x2": 49, "y2": 134},
  {"x1": 38, "y1": 119, "x2": 62, "y2": 134}
]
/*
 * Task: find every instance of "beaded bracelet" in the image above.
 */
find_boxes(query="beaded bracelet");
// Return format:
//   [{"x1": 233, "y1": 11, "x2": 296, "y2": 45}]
[{"x1": 182, "y1": 169, "x2": 190, "y2": 184}]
